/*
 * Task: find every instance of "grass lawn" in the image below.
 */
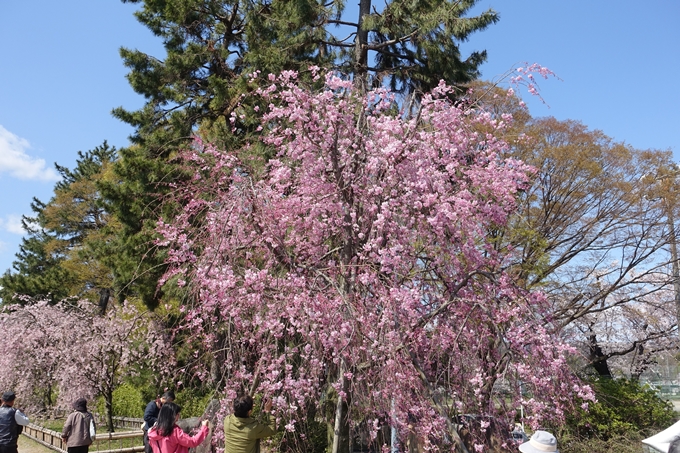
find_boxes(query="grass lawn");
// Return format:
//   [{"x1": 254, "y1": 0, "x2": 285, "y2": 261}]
[{"x1": 18, "y1": 435, "x2": 54, "y2": 453}]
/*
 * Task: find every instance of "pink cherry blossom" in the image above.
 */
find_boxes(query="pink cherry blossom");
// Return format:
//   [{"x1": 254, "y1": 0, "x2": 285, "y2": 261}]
[
  {"x1": 158, "y1": 71, "x2": 592, "y2": 451},
  {"x1": 0, "y1": 299, "x2": 173, "y2": 431}
]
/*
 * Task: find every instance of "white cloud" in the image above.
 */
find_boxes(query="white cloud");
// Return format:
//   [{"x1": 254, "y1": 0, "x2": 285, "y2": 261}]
[
  {"x1": 0, "y1": 214, "x2": 26, "y2": 235},
  {"x1": 4, "y1": 215, "x2": 25, "y2": 235},
  {"x1": 0, "y1": 125, "x2": 60, "y2": 181}
]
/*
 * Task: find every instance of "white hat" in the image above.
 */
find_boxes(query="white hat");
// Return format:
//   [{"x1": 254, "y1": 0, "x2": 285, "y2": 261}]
[{"x1": 518, "y1": 430, "x2": 559, "y2": 453}]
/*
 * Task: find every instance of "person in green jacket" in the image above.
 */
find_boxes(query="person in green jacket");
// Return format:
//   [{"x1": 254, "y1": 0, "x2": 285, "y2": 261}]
[{"x1": 223, "y1": 394, "x2": 276, "y2": 453}]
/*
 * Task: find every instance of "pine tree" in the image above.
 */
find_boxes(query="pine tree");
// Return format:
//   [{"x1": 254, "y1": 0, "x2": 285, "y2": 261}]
[
  {"x1": 0, "y1": 204, "x2": 75, "y2": 304},
  {"x1": 351, "y1": 0, "x2": 499, "y2": 93},
  {"x1": 0, "y1": 143, "x2": 117, "y2": 305}
]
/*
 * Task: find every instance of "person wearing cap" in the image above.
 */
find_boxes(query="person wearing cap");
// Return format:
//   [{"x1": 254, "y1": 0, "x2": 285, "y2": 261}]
[
  {"x1": 518, "y1": 430, "x2": 559, "y2": 453},
  {"x1": 0, "y1": 391, "x2": 30, "y2": 453},
  {"x1": 143, "y1": 391, "x2": 175, "y2": 453},
  {"x1": 61, "y1": 398, "x2": 95, "y2": 453}
]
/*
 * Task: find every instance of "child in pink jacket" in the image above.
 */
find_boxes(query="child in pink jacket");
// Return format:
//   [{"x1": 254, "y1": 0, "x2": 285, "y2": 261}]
[{"x1": 148, "y1": 403, "x2": 209, "y2": 453}]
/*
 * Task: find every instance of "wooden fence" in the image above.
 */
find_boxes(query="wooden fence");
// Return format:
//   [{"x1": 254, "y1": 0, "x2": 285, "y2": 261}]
[
  {"x1": 23, "y1": 423, "x2": 145, "y2": 453},
  {"x1": 109, "y1": 416, "x2": 145, "y2": 430},
  {"x1": 33, "y1": 409, "x2": 144, "y2": 428}
]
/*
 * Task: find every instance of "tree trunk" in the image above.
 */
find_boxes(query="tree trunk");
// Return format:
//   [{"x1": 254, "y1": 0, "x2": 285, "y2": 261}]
[
  {"x1": 105, "y1": 387, "x2": 115, "y2": 432},
  {"x1": 588, "y1": 333, "x2": 612, "y2": 378},
  {"x1": 353, "y1": 0, "x2": 371, "y2": 92},
  {"x1": 331, "y1": 360, "x2": 351, "y2": 453},
  {"x1": 98, "y1": 288, "x2": 111, "y2": 315}
]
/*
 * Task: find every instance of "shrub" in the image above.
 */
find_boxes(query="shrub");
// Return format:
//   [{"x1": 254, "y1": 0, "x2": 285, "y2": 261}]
[
  {"x1": 95, "y1": 383, "x2": 145, "y2": 418},
  {"x1": 174, "y1": 389, "x2": 213, "y2": 418},
  {"x1": 558, "y1": 431, "x2": 652, "y2": 453},
  {"x1": 558, "y1": 377, "x2": 675, "y2": 445}
]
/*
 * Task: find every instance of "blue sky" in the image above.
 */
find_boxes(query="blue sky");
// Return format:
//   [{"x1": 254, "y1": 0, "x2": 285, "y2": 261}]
[{"x1": 0, "y1": 1, "x2": 678, "y2": 276}]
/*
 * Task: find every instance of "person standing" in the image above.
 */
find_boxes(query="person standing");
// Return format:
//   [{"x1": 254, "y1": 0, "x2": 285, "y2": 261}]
[
  {"x1": 223, "y1": 394, "x2": 276, "y2": 453},
  {"x1": 0, "y1": 391, "x2": 30, "y2": 453},
  {"x1": 61, "y1": 398, "x2": 95, "y2": 453},
  {"x1": 148, "y1": 403, "x2": 209, "y2": 453},
  {"x1": 143, "y1": 391, "x2": 175, "y2": 453}
]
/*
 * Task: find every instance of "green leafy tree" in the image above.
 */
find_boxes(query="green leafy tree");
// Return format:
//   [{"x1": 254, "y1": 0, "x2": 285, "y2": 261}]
[
  {"x1": 466, "y1": 99, "x2": 680, "y2": 378},
  {"x1": 466, "y1": 82, "x2": 680, "y2": 378},
  {"x1": 510, "y1": 120, "x2": 678, "y2": 377}
]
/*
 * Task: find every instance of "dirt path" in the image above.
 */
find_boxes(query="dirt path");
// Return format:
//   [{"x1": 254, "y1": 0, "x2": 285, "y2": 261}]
[{"x1": 19, "y1": 435, "x2": 55, "y2": 453}]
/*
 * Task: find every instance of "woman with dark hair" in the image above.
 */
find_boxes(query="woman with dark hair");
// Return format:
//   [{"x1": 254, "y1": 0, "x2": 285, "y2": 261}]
[
  {"x1": 148, "y1": 403, "x2": 209, "y2": 453},
  {"x1": 143, "y1": 391, "x2": 175, "y2": 453}
]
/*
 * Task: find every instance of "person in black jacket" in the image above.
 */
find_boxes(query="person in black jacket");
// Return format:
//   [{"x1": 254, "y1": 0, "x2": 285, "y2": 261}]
[
  {"x1": 143, "y1": 391, "x2": 175, "y2": 453},
  {"x1": 0, "y1": 391, "x2": 29, "y2": 453}
]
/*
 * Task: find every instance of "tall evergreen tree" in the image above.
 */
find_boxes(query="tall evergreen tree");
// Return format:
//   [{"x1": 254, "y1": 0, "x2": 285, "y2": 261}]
[
  {"x1": 0, "y1": 143, "x2": 117, "y2": 306},
  {"x1": 108, "y1": 0, "x2": 499, "y2": 308},
  {"x1": 0, "y1": 202, "x2": 75, "y2": 304}
]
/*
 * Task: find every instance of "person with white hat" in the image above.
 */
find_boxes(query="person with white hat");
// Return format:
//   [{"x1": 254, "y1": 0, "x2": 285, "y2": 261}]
[{"x1": 518, "y1": 430, "x2": 559, "y2": 453}]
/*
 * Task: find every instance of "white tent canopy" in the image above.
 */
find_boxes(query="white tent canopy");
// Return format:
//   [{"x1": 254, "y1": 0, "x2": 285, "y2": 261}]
[{"x1": 642, "y1": 420, "x2": 680, "y2": 453}]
